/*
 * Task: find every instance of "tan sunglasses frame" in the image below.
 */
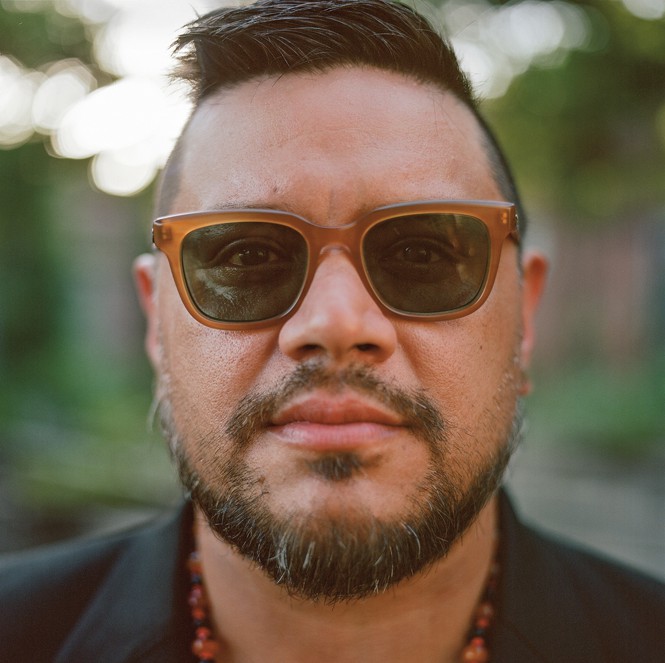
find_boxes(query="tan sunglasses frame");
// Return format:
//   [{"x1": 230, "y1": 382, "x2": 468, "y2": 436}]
[{"x1": 152, "y1": 200, "x2": 519, "y2": 330}]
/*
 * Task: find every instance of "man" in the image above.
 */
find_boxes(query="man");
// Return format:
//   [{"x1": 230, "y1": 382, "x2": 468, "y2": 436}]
[{"x1": 0, "y1": 1, "x2": 662, "y2": 661}]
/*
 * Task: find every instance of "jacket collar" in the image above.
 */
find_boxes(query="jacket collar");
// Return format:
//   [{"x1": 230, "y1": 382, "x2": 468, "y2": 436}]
[
  {"x1": 54, "y1": 505, "x2": 193, "y2": 663},
  {"x1": 492, "y1": 491, "x2": 606, "y2": 663},
  {"x1": 52, "y1": 493, "x2": 610, "y2": 662}
]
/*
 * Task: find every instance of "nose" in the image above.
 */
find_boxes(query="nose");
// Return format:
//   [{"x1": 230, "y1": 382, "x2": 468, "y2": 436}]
[{"x1": 278, "y1": 251, "x2": 397, "y2": 364}]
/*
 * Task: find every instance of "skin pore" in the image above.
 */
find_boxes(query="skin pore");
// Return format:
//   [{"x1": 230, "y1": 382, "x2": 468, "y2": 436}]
[{"x1": 135, "y1": 67, "x2": 547, "y2": 662}]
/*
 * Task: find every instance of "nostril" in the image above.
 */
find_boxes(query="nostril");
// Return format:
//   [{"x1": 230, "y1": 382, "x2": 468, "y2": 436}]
[
  {"x1": 356, "y1": 343, "x2": 378, "y2": 352},
  {"x1": 301, "y1": 344, "x2": 321, "y2": 353}
]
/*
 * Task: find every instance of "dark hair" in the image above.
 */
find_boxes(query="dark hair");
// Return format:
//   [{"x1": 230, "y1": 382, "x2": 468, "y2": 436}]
[
  {"x1": 159, "y1": 0, "x2": 525, "y2": 233},
  {"x1": 174, "y1": 0, "x2": 474, "y2": 104}
]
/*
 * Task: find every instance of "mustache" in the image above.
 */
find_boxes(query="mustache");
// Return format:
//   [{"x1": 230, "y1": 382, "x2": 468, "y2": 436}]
[{"x1": 224, "y1": 361, "x2": 448, "y2": 449}]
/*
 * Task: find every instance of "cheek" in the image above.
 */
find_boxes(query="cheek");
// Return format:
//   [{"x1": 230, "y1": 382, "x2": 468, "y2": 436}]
[
  {"x1": 398, "y1": 261, "x2": 523, "y2": 438},
  {"x1": 156, "y1": 274, "x2": 277, "y2": 436}
]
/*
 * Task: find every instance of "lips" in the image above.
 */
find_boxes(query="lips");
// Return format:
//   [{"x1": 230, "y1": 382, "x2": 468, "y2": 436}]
[
  {"x1": 272, "y1": 393, "x2": 404, "y2": 426},
  {"x1": 268, "y1": 393, "x2": 406, "y2": 451}
]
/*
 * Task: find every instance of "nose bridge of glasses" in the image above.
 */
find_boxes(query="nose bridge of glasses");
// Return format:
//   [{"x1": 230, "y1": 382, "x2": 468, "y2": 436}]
[
  {"x1": 306, "y1": 222, "x2": 363, "y2": 265},
  {"x1": 300, "y1": 223, "x2": 375, "y2": 309}
]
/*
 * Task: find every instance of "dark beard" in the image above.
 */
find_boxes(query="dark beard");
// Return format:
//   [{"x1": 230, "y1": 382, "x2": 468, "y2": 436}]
[{"x1": 161, "y1": 362, "x2": 520, "y2": 603}]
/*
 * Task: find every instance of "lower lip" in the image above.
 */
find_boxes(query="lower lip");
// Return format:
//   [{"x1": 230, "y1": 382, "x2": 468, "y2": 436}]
[{"x1": 268, "y1": 422, "x2": 403, "y2": 452}]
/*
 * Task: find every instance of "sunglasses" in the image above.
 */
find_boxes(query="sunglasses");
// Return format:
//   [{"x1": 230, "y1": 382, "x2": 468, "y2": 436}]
[{"x1": 152, "y1": 200, "x2": 519, "y2": 330}]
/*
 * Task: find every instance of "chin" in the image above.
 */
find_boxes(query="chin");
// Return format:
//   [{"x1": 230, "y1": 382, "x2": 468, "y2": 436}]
[{"x1": 177, "y1": 441, "x2": 512, "y2": 603}]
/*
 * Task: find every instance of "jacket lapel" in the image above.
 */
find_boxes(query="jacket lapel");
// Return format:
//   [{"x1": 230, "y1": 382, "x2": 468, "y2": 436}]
[
  {"x1": 492, "y1": 492, "x2": 607, "y2": 663},
  {"x1": 54, "y1": 505, "x2": 192, "y2": 663}
]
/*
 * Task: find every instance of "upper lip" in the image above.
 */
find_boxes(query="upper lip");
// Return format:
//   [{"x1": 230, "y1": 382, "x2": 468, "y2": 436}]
[{"x1": 270, "y1": 392, "x2": 405, "y2": 427}]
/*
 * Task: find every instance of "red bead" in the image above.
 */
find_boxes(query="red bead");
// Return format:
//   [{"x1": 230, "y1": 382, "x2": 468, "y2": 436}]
[
  {"x1": 461, "y1": 641, "x2": 489, "y2": 662},
  {"x1": 191, "y1": 607, "x2": 206, "y2": 621},
  {"x1": 196, "y1": 626, "x2": 212, "y2": 641},
  {"x1": 475, "y1": 601, "x2": 494, "y2": 620},
  {"x1": 192, "y1": 636, "x2": 220, "y2": 658}
]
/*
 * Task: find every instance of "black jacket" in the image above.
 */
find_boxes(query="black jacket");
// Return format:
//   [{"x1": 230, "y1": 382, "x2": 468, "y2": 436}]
[{"x1": 0, "y1": 493, "x2": 663, "y2": 662}]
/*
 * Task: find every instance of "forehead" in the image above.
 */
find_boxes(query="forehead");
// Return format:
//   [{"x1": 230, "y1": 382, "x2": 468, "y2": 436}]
[{"x1": 170, "y1": 67, "x2": 500, "y2": 221}]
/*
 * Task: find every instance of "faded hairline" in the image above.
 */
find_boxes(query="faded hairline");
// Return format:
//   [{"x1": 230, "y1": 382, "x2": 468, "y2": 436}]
[{"x1": 155, "y1": 130, "x2": 186, "y2": 219}]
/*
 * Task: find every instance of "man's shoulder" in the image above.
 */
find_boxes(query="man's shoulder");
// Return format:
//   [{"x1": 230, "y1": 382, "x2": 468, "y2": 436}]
[
  {"x1": 0, "y1": 505, "x2": 192, "y2": 662},
  {"x1": 497, "y1": 492, "x2": 665, "y2": 662},
  {"x1": 536, "y1": 520, "x2": 664, "y2": 604},
  {"x1": 0, "y1": 519, "x2": 144, "y2": 589},
  {"x1": 526, "y1": 514, "x2": 665, "y2": 634}
]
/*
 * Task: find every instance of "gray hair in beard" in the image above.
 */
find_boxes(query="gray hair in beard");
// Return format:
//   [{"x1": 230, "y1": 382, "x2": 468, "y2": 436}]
[{"x1": 157, "y1": 361, "x2": 522, "y2": 603}]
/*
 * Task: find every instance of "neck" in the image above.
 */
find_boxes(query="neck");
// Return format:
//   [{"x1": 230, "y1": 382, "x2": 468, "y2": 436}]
[{"x1": 194, "y1": 496, "x2": 499, "y2": 663}]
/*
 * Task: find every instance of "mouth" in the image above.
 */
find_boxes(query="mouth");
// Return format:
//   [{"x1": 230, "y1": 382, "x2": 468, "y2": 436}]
[{"x1": 268, "y1": 392, "x2": 407, "y2": 452}]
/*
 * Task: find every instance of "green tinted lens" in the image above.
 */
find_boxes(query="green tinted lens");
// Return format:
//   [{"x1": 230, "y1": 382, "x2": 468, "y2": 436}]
[
  {"x1": 182, "y1": 222, "x2": 308, "y2": 323},
  {"x1": 363, "y1": 213, "x2": 490, "y2": 314}
]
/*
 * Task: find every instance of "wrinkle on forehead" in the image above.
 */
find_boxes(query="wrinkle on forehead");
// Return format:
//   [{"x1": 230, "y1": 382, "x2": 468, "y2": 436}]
[{"x1": 172, "y1": 67, "x2": 500, "y2": 223}]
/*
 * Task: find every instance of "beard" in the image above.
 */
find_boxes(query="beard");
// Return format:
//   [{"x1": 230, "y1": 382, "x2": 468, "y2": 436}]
[{"x1": 158, "y1": 361, "x2": 521, "y2": 604}]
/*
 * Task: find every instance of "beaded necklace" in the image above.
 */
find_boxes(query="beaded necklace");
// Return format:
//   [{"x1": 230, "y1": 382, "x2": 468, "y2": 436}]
[{"x1": 188, "y1": 548, "x2": 499, "y2": 663}]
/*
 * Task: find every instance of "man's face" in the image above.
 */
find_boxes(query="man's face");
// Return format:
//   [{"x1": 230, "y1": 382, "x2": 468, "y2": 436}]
[{"x1": 137, "y1": 67, "x2": 545, "y2": 600}]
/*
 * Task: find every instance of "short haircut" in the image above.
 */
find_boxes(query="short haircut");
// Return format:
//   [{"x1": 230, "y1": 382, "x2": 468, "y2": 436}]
[{"x1": 157, "y1": 0, "x2": 526, "y2": 234}]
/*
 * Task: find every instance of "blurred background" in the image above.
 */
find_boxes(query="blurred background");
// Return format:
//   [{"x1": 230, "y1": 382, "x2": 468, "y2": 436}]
[{"x1": 0, "y1": 0, "x2": 663, "y2": 578}]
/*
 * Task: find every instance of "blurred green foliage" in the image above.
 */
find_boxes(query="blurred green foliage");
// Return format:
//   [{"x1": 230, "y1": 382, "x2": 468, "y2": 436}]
[
  {"x1": 529, "y1": 348, "x2": 665, "y2": 457},
  {"x1": 0, "y1": 0, "x2": 663, "y2": 525},
  {"x1": 482, "y1": 0, "x2": 665, "y2": 225},
  {"x1": 0, "y1": 4, "x2": 90, "y2": 65}
]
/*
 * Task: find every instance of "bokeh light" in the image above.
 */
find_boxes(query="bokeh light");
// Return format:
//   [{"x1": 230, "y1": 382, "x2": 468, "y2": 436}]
[
  {"x1": 0, "y1": 0, "x2": 661, "y2": 195},
  {"x1": 621, "y1": 0, "x2": 665, "y2": 20},
  {"x1": 442, "y1": 0, "x2": 593, "y2": 99},
  {"x1": 0, "y1": 55, "x2": 43, "y2": 147},
  {"x1": 31, "y1": 59, "x2": 96, "y2": 134},
  {"x1": 1, "y1": 0, "x2": 221, "y2": 194}
]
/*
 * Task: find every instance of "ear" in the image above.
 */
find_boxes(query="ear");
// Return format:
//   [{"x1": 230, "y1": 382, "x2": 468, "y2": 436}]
[
  {"x1": 133, "y1": 253, "x2": 161, "y2": 371},
  {"x1": 519, "y1": 250, "x2": 548, "y2": 393}
]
